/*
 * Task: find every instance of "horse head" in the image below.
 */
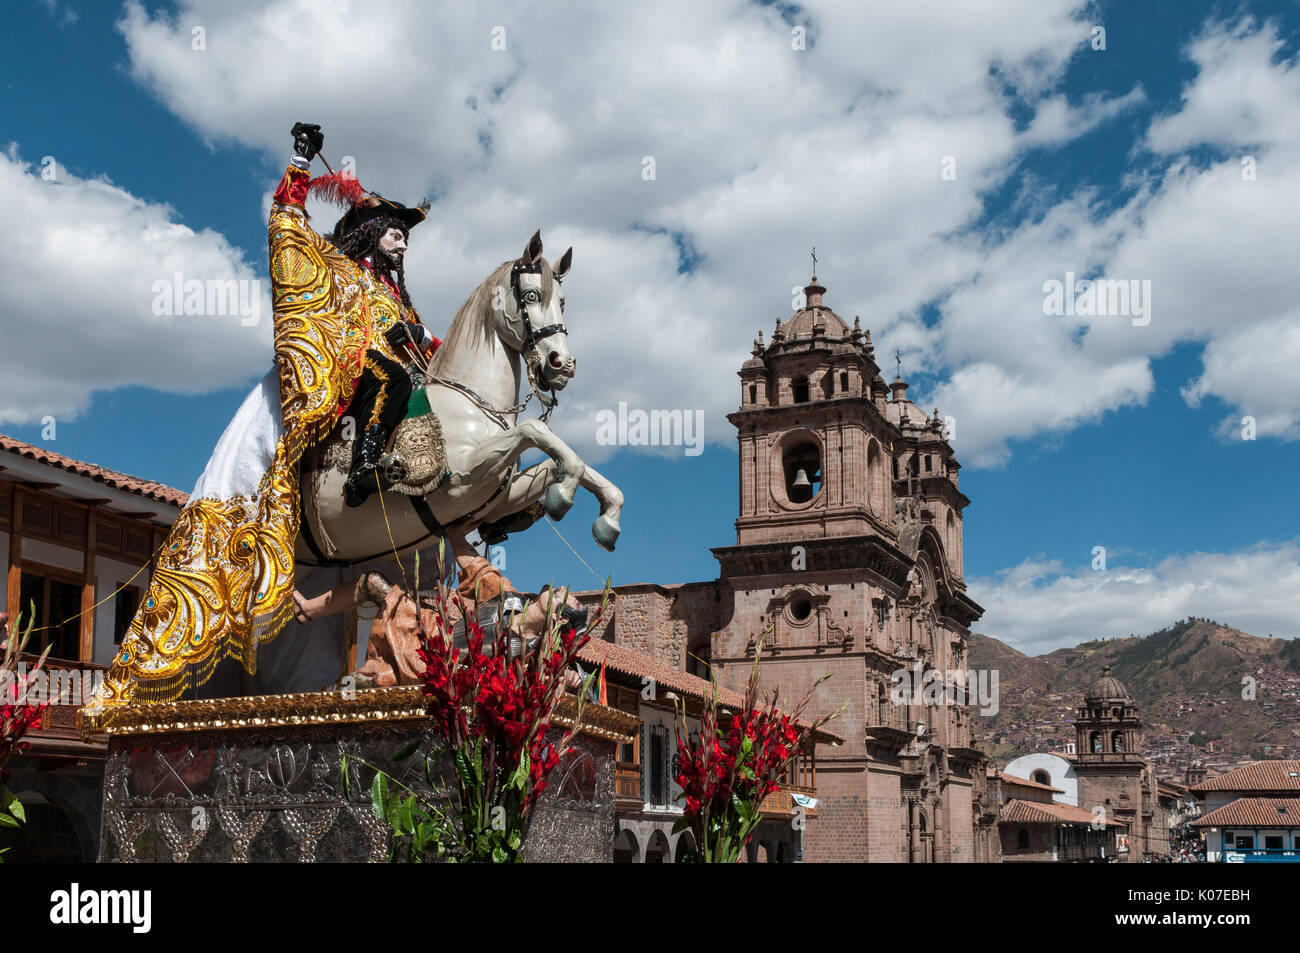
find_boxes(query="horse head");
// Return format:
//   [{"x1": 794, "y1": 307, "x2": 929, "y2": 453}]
[{"x1": 497, "y1": 230, "x2": 575, "y2": 391}]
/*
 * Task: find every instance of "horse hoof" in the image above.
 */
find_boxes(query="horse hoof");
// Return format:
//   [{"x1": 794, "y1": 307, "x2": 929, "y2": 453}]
[
  {"x1": 543, "y1": 484, "x2": 574, "y2": 519},
  {"x1": 592, "y1": 514, "x2": 620, "y2": 552}
]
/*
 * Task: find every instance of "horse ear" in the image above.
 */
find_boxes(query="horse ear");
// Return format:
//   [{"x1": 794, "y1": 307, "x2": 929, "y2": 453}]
[
  {"x1": 553, "y1": 247, "x2": 573, "y2": 281},
  {"x1": 522, "y1": 229, "x2": 543, "y2": 265}
]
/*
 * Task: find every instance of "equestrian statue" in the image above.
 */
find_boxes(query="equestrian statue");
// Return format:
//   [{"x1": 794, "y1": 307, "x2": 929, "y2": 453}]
[{"x1": 87, "y1": 122, "x2": 623, "y2": 711}]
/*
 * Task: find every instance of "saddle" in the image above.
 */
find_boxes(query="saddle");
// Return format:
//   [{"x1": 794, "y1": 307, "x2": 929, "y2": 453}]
[
  {"x1": 298, "y1": 396, "x2": 450, "y2": 564},
  {"x1": 311, "y1": 391, "x2": 449, "y2": 497}
]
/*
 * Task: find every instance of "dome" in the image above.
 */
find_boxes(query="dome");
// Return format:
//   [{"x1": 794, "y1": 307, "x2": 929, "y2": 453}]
[
  {"x1": 781, "y1": 277, "x2": 851, "y2": 341},
  {"x1": 1085, "y1": 664, "x2": 1131, "y2": 702}
]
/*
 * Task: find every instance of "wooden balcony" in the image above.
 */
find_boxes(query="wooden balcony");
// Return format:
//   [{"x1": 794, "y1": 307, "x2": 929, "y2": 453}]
[
  {"x1": 758, "y1": 784, "x2": 817, "y2": 819},
  {"x1": 1060, "y1": 844, "x2": 1107, "y2": 862},
  {"x1": 614, "y1": 761, "x2": 642, "y2": 812},
  {"x1": 11, "y1": 655, "x2": 107, "y2": 764}
]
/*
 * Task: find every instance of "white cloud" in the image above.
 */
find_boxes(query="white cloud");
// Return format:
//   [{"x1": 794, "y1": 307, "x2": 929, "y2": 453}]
[
  {"x1": 1146, "y1": 17, "x2": 1300, "y2": 153},
  {"x1": 1182, "y1": 314, "x2": 1300, "y2": 441},
  {"x1": 102, "y1": 3, "x2": 1300, "y2": 464},
  {"x1": 114, "y1": 0, "x2": 1097, "y2": 462},
  {"x1": 928, "y1": 17, "x2": 1300, "y2": 463},
  {"x1": 0, "y1": 145, "x2": 269, "y2": 424},
  {"x1": 1019, "y1": 87, "x2": 1146, "y2": 148},
  {"x1": 970, "y1": 540, "x2": 1300, "y2": 654}
]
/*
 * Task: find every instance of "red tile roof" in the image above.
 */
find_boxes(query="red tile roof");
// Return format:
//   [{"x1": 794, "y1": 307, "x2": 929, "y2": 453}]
[
  {"x1": 999, "y1": 771, "x2": 1064, "y2": 794},
  {"x1": 576, "y1": 638, "x2": 844, "y2": 745},
  {"x1": 0, "y1": 433, "x2": 187, "y2": 507},
  {"x1": 1191, "y1": 797, "x2": 1300, "y2": 828},
  {"x1": 1000, "y1": 798, "x2": 1122, "y2": 827},
  {"x1": 1189, "y1": 760, "x2": 1300, "y2": 794}
]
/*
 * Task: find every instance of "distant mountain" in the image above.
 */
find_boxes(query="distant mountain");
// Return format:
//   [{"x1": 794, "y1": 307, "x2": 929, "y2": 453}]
[{"x1": 967, "y1": 619, "x2": 1300, "y2": 773}]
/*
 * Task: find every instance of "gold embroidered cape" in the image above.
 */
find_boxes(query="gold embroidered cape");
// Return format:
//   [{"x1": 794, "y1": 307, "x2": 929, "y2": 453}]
[{"x1": 92, "y1": 163, "x2": 418, "y2": 707}]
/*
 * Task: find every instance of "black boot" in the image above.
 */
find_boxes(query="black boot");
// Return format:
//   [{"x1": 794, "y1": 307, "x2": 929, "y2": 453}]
[{"x1": 344, "y1": 424, "x2": 390, "y2": 508}]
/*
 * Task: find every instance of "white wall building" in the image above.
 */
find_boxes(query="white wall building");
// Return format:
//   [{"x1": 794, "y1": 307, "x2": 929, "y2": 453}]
[{"x1": 1004, "y1": 752, "x2": 1078, "y2": 807}]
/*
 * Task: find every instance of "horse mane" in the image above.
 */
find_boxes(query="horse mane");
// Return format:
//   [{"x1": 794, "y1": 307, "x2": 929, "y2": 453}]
[{"x1": 427, "y1": 256, "x2": 558, "y2": 376}]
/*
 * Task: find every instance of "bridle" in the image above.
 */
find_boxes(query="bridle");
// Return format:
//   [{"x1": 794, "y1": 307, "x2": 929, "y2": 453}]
[
  {"x1": 425, "y1": 256, "x2": 567, "y2": 428},
  {"x1": 510, "y1": 257, "x2": 568, "y2": 353},
  {"x1": 508, "y1": 256, "x2": 567, "y2": 423}
]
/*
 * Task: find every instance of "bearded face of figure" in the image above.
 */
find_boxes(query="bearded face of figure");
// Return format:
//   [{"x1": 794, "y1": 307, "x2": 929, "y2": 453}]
[{"x1": 378, "y1": 226, "x2": 407, "y2": 267}]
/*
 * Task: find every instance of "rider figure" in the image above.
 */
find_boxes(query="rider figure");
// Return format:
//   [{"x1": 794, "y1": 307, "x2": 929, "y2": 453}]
[{"x1": 282, "y1": 123, "x2": 441, "y2": 507}]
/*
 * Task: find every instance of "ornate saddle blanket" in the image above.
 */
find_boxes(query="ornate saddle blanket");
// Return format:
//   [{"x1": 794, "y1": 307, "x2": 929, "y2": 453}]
[
  {"x1": 310, "y1": 397, "x2": 449, "y2": 497},
  {"x1": 298, "y1": 388, "x2": 450, "y2": 564}
]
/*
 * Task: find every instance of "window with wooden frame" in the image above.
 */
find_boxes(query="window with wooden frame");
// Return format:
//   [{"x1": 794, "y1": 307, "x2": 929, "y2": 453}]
[
  {"x1": 785, "y1": 747, "x2": 816, "y2": 790},
  {"x1": 17, "y1": 562, "x2": 83, "y2": 662},
  {"x1": 647, "y1": 723, "x2": 671, "y2": 806},
  {"x1": 114, "y1": 585, "x2": 141, "y2": 645}
]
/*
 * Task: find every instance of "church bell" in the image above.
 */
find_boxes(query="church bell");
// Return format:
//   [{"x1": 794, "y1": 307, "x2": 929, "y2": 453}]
[{"x1": 791, "y1": 468, "x2": 812, "y2": 501}]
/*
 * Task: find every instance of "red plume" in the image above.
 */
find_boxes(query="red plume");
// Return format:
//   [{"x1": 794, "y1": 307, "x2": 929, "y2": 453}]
[{"x1": 307, "y1": 171, "x2": 367, "y2": 209}]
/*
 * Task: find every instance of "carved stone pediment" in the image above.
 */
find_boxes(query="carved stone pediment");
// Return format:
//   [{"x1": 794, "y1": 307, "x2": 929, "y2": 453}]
[{"x1": 752, "y1": 583, "x2": 852, "y2": 652}]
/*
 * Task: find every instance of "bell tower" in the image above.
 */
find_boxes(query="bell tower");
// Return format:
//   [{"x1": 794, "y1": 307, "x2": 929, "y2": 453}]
[
  {"x1": 708, "y1": 269, "x2": 986, "y2": 863},
  {"x1": 732, "y1": 275, "x2": 896, "y2": 544},
  {"x1": 1072, "y1": 665, "x2": 1154, "y2": 862},
  {"x1": 1074, "y1": 666, "x2": 1144, "y2": 763}
]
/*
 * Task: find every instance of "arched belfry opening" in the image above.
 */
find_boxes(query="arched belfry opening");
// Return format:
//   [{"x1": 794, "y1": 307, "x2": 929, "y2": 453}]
[{"x1": 783, "y1": 441, "x2": 821, "y2": 503}]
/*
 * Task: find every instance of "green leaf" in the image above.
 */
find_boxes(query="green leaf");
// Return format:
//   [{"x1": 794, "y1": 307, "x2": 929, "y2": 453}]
[
  {"x1": 507, "y1": 831, "x2": 522, "y2": 851},
  {"x1": 1, "y1": 788, "x2": 24, "y2": 825},
  {"x1": 370, "y1": 772, "x2": 390, "y2": 821},
  {"x1": 453, "y1": 749, "x2": 477, "y2": 795},
  {"x1": 671, "y1": 816, "x2": 691, "y2": 835},
  {"x1": 507, "y1": 749, "x2": 530, "y2": 790},
  {"x1": 390, "y1": 739, "x2": 421, "y2": 762},
  {"x1": 0, "y1": 813, "x2": 19, "y2": 829},
  {"x1": 732, "y1": 792, "x2": 755, "y2": 825},
  {"x1": 492, "y1": 845, "x2": 508, "y2": 863}
]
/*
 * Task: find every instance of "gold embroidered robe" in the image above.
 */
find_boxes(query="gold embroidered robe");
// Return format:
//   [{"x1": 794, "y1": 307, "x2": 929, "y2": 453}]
[{"x1": 91, "y1": 163, "x2": 421, "y2": 708}]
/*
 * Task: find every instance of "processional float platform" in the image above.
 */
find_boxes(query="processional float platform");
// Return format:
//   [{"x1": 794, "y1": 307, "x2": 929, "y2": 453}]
[{"x1": 89, "y1": 687, "x2": 639, "y2": 863}]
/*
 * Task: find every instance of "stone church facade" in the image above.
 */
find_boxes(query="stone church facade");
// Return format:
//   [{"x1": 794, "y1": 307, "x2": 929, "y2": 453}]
[{"x1": 579, "y1": 276, "x2": 992, "y2": 862}]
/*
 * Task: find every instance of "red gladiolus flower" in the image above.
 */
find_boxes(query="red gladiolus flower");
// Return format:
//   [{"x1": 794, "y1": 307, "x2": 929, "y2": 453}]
[{"x1": 407, "y1": 574, "x2": 603, "y2": 860}]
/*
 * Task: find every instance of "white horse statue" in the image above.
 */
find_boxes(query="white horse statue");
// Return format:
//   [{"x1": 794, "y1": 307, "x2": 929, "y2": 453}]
[
  {"x1": 298, "y1": 230, "x2": 622, "y2": 569},
  {"x1": 88, "y1": 220, "x2": 623, "y2": 708},
  {"x1": 245, "y1": 230, "x2": 622, "y2": 690}
]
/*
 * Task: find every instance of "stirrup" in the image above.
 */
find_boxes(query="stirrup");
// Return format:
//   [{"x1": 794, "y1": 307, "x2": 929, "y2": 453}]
[{"x1": 380, "y1": 450, "x2": 408, "y2": 483}]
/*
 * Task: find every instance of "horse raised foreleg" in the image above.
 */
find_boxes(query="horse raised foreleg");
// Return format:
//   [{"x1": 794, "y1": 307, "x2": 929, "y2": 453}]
[
  {"x1": 472, "y1": 454, "x2": 623, "y2": 552},
  {"x1": 447, "y1": 417, "x2": 583, "y2": 519},
  {"x1": 577, "y1": 461, "x2": 623, "y2": 551}
]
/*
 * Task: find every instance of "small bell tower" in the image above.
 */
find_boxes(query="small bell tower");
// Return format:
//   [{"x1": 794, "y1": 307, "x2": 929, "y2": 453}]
[{"x1": 730, "y1": 274, "x2": 892, "y2": 543}]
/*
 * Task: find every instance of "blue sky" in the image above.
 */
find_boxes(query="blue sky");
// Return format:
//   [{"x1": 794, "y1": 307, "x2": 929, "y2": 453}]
[{"x1": 2, "y1": 0, "x2": 1298, "y2": 653}]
